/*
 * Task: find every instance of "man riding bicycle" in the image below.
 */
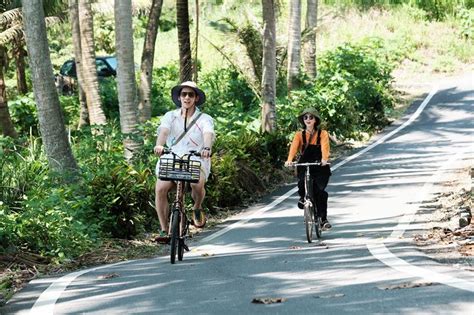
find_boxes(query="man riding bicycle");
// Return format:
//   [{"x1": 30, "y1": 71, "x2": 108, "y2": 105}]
[
  {"x1": 154, "y1": 81, "x2": 215, "y2": 244},
  {"x1": 285, "y1": 108, "x2": 332, "y2": 229}
]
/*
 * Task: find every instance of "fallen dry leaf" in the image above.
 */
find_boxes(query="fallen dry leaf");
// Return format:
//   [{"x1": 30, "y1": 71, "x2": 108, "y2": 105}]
[
  {"x1": 251, "y1": 297, "x2": 286, "y2": 304},
  {"x1": 377, "y1": 281, "x2": 437, "y2": 290},
  {"x1": 97, "y1": 273, "x2": 120, "y2": 280}
]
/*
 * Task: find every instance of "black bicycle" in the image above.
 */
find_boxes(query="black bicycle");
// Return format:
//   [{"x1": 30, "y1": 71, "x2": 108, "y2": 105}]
[
  {"x1": 288, "y1": 162, "x2": 322, "y2": 243},
  {"x1": 158, "y1": 149, "x2": 201, "y2": 264}
]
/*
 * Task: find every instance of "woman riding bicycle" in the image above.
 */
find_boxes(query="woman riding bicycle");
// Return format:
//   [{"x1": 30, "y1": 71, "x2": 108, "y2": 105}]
[
  {"x1": 154, "y1": 81, "x2": 215, "y2": 244},
  {"x1": 285, "y1": 108, "x2": 332, "y2": 229}
]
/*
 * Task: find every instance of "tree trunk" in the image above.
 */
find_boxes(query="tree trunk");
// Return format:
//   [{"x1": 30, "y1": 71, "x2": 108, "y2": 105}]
[
  {"x1": 22, "y1": 0, "x2": 78, "y2": 174},
  {"x1": 261, "y1": 0, "x2": 277, "y2": 133},
  {"x1": 138, "y1": 0, "x2": 163, "y2": 123},
  {"x1": 287, "y1": 0, "x2": 301, "y2": 92},
  {"x1": 78, "y1": 0, "x2": 106, "y2": 126},
  {"x1": 176, "y1": 0, "x2": 193, "y2": 82},
  {"x1": 303, "y1": 0, "x2": 317, "y2": 78},
  {"x1": 69, "y1": 0, "x2": 89, "y2": 128},
  {"x1": 0, "y1": 46, "x2": 17, "y2": 138},
  {"x1": 13, "y1": 41, "x2": 28, "y2": 95},
  {"x1": 115, "y1": 0, "x2": 142, "y2": 161},
  {"x1": 193, "y1": 0, "x2": 199, "y2": 82}
]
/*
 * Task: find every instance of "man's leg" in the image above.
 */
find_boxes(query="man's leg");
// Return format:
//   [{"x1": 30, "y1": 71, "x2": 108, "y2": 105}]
[
  {"x1": 155, "y1": 179, "x2": 175, "y2": 233},
  {"x1": 190, "y1": 175, "x2": 206, "y2": 227}
]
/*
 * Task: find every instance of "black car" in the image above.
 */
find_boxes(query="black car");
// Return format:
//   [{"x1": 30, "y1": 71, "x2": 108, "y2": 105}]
[{"x1": 55, "y1": 56, "x2": 117, "y2": 95}]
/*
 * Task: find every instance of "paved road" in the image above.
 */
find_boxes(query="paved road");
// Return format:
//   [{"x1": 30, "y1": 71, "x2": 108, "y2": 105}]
[{"x1": 4, "y1": 73, "x2": 474, "y2": 314}]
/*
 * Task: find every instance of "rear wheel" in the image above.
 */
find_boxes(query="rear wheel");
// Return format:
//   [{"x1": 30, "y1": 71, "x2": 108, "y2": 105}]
[
  {"x1": 304, "y1": 202, "x2": 314, "y2": 243},
  {"x1": 170, "y1": 210, "x2": 180, "y2": 264}
]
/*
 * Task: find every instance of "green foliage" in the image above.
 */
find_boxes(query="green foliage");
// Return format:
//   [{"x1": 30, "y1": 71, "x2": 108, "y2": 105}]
[
  {"x1": 205, "y1": 130, "x2": 288, "y2": 209},
  {"x1": 457, "y1": 7, "x2": 474, "y2": 39},
  {"x1": 322, "y1": 0, "x2": 474, "y2": 20},
  {"x1": 150, "y1": 64, "x2": 180, "y2": 116},
  {"x1": 99, "y1": 77, "x2": 120, "y2": 120},
  {"x1": 73, "y1": 125, "x2": 158, "y2": 239},
  {"x1": 95, "y1": 14, "x2": 116, "y2": 55},
  {"x1": 283, "y1": 41, "x2": 395, "y2": 139},
  {"x1": 0, "y1": 136, "x2": 96, "y2": 261},
  {"x1": 200, "y1": 68, "x2": 259, "y2": 134},
  {"x1": 8, "y1": 93, "x2": 38, "y2": 135}
]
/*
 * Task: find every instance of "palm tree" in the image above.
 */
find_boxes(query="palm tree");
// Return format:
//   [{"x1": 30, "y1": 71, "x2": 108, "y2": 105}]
[
  {"x1": 0, "y1": 46, "x2": 17, "y2": 138},
  {"x1": 22, "y1": 0, "x2": 78, "y2": 174},
  {"x1": 68, "y1": 0, "x2": 88, "y2": 127},
  {"x1": 177, "y1": 0, "x2": 193, "y2": 82},
  {"x1": 78, "y1": 0, "x2": 106, "y2": 126},
  {"x1": 0, "y1": 4, "x2": 22, "y2": 137},
  {"x1": 303, "y1": 0, "x2": 317, "y2": 78},
  {"x1": 261, "y1": 0, "x2": 277, "y2": 133},
  {"x1": 138, "y1": 0, "x2": 163, "y2": 123},
  {"x1": 287, "y1": 0, "x2": 301, "y2": 92},
  {"x1": 115, "y1": 0, "x2": 142, "y2": 160}
]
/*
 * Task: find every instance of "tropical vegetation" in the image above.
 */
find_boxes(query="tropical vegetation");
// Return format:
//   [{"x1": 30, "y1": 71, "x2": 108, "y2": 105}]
[{"x1": 0, "y1": 1, "x2": 472, "y2": 301}]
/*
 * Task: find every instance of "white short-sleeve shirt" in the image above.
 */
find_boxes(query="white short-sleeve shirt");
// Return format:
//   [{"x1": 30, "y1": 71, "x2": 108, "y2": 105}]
[{"x1": 155, "y1": 108, "x2": 215, "y2": 179}]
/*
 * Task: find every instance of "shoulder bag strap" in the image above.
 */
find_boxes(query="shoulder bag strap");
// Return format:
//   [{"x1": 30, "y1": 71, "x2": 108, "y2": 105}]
[
  {"x1": 316, "y1": 129, "x2": 322, "y2": 145},
  {"x1": 172, "y1": 112, "x2": 202, "y2": 146}
]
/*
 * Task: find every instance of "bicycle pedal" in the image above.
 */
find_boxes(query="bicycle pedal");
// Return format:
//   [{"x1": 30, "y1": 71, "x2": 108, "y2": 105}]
[{"x1": 183, "y1": 243, "x2": 190, "y2": 252}]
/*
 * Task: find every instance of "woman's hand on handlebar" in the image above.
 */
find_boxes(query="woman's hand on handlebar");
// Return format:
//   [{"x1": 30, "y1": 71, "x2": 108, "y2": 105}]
[{"x1": 285, "y1": 161, "x2": 295, "y2": 167}]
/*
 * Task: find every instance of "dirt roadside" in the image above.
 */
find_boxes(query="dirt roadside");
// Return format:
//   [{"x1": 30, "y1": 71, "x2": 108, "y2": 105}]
[{"x1": 392, "y1": 66, "x2": 473, "y2": 272}]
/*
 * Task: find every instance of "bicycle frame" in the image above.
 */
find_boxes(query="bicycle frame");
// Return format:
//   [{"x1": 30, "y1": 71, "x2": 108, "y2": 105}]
[
  {"x1": 288, "y1": 161, "x2": 322, "y2": 242},
  {"x1": 158, "y1": 150, "x2": 201, "y2": 263}
]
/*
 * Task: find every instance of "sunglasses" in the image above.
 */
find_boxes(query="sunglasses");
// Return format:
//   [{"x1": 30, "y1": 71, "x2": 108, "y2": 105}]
[
  {"x1": 180, "y1": 91, "x2": 196, "y2": 98},
  {"x1": 303, "y1": 115, "x2": 315, "y2": 120}
]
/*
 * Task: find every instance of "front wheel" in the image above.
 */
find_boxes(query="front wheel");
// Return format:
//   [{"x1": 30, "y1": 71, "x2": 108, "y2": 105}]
[
  {"x1": 315, "y1": 215, "x2": 322, "y2": 239},
  {"x1": 170, "y1": 210, "x2": 180, "y2": 264},
  {"x1": 304, "y1": 202, "x2": 314, "y2": 243}
]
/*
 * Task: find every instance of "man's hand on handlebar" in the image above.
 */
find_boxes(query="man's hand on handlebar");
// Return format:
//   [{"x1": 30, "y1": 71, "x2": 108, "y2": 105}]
[{"x1": 154, "y1": 145, "x2": 165, "y2": 156}]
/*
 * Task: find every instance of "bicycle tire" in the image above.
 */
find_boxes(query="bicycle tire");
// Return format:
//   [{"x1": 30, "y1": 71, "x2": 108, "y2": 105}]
[
  {"x1": 170, "y1": 209, "x2": 180, "y2": 264},
  {"x1": 178, "y1": 238, "x2": 184, "y2": 261},
  {"x1": 315, "y1": 214, "x2": 322, "y2": 239},
  {"x1": 304, "y1": 203, "x2": 314, "y2": 243}
]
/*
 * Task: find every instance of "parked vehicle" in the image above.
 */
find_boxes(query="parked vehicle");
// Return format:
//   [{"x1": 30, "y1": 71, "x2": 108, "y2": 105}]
[{"x1": 55, "y1": 56, "x2": 117, "y2": 95}]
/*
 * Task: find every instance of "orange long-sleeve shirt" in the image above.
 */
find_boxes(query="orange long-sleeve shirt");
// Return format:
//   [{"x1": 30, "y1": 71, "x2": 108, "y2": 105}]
[{"x1": 286, "y1": 129, "x2": 330, "y2": 162}]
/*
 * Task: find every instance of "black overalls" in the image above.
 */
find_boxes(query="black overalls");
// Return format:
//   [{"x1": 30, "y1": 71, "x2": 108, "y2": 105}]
[{"x1": 297, "y1": 129, "x2": 332, "y2": 221}]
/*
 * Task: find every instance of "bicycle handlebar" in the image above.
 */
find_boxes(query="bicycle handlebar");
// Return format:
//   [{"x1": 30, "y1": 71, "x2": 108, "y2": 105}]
[
  {"x1": 286, "y1": 162, "x2": 329, "y2": 167},
  {"x1": 162, "y1": 148, "x2": 201, "y2": 157}
]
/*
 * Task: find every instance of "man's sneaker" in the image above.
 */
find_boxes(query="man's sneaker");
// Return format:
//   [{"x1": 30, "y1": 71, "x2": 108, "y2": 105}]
[
  {"x1": 192, "y1": 208, "x2": 207, "y2": 228},
  {"x1": 322, "y1": 220, "x2": 332, "y2": 230},
  {"x1": 154, "y1": 230, "x2": 170, "y2": 244},
  {"x1": 297, "y1": 198, "x2": 304, "y2": 209}
]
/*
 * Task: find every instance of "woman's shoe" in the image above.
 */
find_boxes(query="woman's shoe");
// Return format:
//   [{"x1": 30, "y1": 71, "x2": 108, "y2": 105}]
[
  {"x1": 322, "y1": 220, "x2": 332, "y2": 230},
  {"x1": 297, "y1": 197, "x2": 304, "y2": 209}
]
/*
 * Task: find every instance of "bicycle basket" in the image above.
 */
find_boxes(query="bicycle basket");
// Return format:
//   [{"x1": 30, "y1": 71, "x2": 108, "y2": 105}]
[{"x1": 158, "y1": 158, "x2": 201, "y2": 183}]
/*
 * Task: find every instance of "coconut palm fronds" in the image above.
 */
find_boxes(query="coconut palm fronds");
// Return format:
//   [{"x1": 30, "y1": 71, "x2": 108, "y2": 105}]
[
  {"x1": 0, "y1": 8, "x2": 22, "y2": 26},
  {"x1": 0, "y1": 23, "x2": 22, "y2": 46}
]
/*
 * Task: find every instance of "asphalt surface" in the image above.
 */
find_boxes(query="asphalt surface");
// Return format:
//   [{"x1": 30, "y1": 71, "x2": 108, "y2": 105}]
[{"x1": 3, "y1": 73, "x2": 474, "y2": 314}]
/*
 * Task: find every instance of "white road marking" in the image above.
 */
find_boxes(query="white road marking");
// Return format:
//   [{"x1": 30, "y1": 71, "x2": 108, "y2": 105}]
[
  {"x1": 29, "y1": 260, "x2": 130, "y2": 314},
  {"x1": 368, "y1": 147, "x2": 474, "y2": 292}
]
